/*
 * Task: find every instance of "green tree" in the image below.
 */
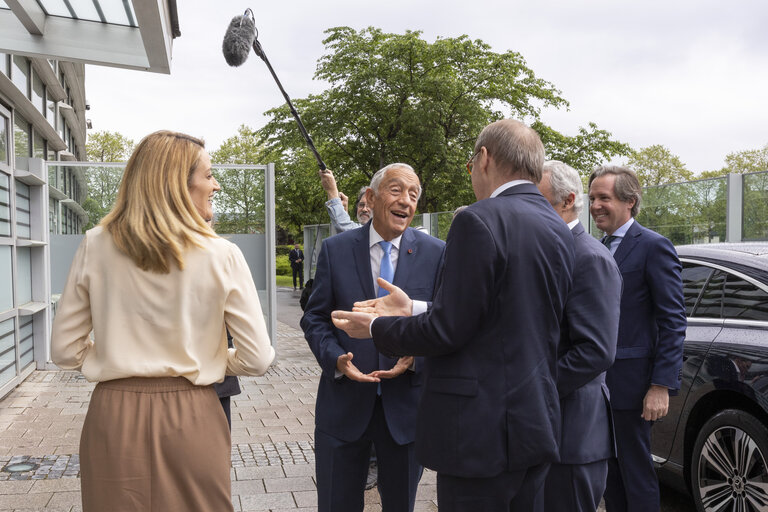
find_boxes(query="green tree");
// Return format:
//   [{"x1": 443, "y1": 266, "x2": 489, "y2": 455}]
[
  {"x1": 533, "y1": 121, "x2": 631, "y2": 180},
  {"x1": 82, "y1": 131, "x2": 134, "y2": 229},
  {"x1": 722, "y1": 143, "x2": 768, "y2": 175},
  {"x1": 209, "y1": 125, "x2": 267, "y2": 233},
  {"x1": 258, "y1": 26, "x2": 571, "y2": 222},
  {"x1": 627, "y1": 145, "x2": 693, "y2": 187}
]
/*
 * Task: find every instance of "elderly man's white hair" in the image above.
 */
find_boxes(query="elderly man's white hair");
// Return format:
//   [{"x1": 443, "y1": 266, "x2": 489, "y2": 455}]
[
  {"x1": 542, "y1": 160, "x2": 584, "y2": 215},
  {"x1": 369, "y1": 163, "x2": 422, "y2": 200}
]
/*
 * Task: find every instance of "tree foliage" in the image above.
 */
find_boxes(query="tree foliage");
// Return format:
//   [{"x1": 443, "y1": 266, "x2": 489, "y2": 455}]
[
  {"x1": 533, "y1": 121, "x2": 631, "y2": 180},
  {"x1": 82, "y1": 131, "x2": 134, "y2": 229},
  {"x1": 258, "y1": 26, "x2": 573, "y2": 225},
  {"x1": 627, "y1": 144, "x2": 693, "y2": 187},
  {"x1": 209, "y1": 125, "x2": 267, "y2": 233}
]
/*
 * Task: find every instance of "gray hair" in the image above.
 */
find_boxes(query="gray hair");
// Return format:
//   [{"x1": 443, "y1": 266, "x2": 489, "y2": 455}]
[
  {"x1": 588, "y1": 165, "x2": 642, "y2": 217},
  {"x1": 354, "y1": 185, "x2": 371, "y2": 212},
  {"x1": 369, "y1": 163, "x2": 422, "y2": 199},
  {"x1": 542, "y1": 160, "x2": 584, "y2": 215},
  {"x1": 474, "y1": 119, "x2": 544, "y2": 183}
]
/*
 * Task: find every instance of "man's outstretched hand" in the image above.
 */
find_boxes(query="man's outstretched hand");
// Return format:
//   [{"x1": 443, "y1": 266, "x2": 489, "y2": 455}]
[
  {"x1": 336, "y1": 352, "x2": 380, "y2": 382},
  {"x1": 372, "y1": 356, "x2": 414, "y2": 379},
  {"x1": 353, "y1": 279, "x2": 413, "y2": 317},
  {"x1": 332, "y1": 311, "x2": 377, "y2": 339}
]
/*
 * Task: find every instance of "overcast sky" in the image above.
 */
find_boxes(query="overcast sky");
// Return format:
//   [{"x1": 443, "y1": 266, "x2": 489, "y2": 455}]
[{"x1": 85, "y1": 0, "x2": 768, "y2": 174}]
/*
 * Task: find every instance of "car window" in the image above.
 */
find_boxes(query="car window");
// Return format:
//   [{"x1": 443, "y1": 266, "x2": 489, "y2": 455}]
[
  {"x1": 693, "y1": 270, "x2": 725, "y2": 318},
  {"x1": 722, "y1": 275, "x2": 768, "y2": 321},
  {"x1": 681, "y1": 263, "x2": 713, "y2": 316}
]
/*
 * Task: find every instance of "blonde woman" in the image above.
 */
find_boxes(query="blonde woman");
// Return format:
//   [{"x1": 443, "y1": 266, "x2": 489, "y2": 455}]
[{"x1": 51, "y1": 130, "x2": 275, "y2": 511}]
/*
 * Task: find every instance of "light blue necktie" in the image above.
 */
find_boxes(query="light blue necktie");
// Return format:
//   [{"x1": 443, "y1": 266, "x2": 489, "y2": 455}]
[{"x1": 378, "y1": 241, "x2": 394, "y2": 297}]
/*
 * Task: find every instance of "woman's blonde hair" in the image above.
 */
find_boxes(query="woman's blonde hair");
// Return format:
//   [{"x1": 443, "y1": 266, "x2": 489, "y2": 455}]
[{"x1": 100, "y1": 130, "x2": 216, "y2": 273}]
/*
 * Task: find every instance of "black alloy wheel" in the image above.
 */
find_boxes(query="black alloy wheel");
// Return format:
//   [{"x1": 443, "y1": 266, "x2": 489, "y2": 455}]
[{"x1": 691, "y1": 409, "x2": 768, "y2": 512}]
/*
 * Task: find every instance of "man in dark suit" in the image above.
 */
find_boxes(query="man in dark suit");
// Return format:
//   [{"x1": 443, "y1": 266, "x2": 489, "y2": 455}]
[
  {"x1": 300, "y1": 163, "x2": 445, "y2": 512},
  {"x1": 289, "y1": 243, "x2": 304, "y2": 290},
  {"x1": 588, "y1": 165, "x2": 686, "y2": 512},
  {"x1": 333, "y1": 119, "x2": 575, "y2": 511},
  {"x1": 537, "y1": 160, "x2": 622, "y2": 511}
]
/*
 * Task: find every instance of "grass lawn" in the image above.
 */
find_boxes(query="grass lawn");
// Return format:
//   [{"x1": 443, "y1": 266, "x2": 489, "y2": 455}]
[{"x1": 276, "y1": 275, "x2": 294, "y2": 288}]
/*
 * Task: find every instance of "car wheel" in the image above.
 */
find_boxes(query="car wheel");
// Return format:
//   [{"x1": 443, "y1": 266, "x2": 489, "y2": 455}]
[{"x1": 690, "y1": 409, "x2": 768, "y2": 512}]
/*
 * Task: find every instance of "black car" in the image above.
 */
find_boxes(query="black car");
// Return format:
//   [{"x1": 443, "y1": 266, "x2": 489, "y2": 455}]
[{"x1": 652, "y1": 242, "x2": 768, "y2": 512}]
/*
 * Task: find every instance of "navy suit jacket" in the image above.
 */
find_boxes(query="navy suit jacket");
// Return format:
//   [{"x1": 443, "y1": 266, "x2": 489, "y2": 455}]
[
  {"x1": 300, "y1": 224, "x2": 444, "y2": 445},
  {"x1": 557, "y1": 222, "x2": 621, "y2": 464},
  {"x1": 605, "y1": 221, "x2": 686, "y2": 410},
  {"x1": 372, "y1": 184, "x2": 575, "y2": 478}
]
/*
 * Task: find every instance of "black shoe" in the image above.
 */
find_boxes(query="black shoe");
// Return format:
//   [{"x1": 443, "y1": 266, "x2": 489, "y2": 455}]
[{"x1": 365, "y1": 461, "x2": 378, "y2": 490}]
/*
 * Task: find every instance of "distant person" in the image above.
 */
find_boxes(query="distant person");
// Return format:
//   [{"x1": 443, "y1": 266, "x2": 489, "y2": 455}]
[
  {"x1": 301, "y1": 163, "x2": 445, "y2": 512},
  {"x1": 537, "y1": 160, "x2": 621, "y2": 511},
  {"x1": 51, "y1": 130, "x2": 275, "y2": 512},
  {"x1": 289, "y1": 243, "x2": 304, "y2": 290},
  {"x1": 319, "y1": 168, "x2": 371, "y2": 231},
  {"x1": 588, "y1": 165, "x2": 686, "y2": 512}
]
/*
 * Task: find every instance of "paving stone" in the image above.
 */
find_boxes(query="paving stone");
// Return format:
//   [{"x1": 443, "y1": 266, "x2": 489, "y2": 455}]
[
  {"x1": 264, "y1": 476, "x2": 315, "y2": 493},
  {"x1": 240, "y1": 491, "x2": 296, "y2": 510}
]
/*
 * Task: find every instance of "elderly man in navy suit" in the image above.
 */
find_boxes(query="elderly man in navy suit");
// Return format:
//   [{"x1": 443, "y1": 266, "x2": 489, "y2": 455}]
[
  {"x1": 588, "y1": 165, "x2": 686, "y2": 512},
  {"x1": 300, "y1": 163, "x2": 444, "y2": 512},
  {"x1": 333, "y1": 119, "x2": 575, "y2": 511},
  {"x1": 537, "y1": 160, "x2": 622, "y2": 511}
]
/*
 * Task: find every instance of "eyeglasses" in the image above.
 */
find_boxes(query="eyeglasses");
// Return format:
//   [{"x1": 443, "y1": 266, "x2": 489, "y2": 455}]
[{"x1": 466, "y1": 150, "x2": 480, "y2": 175}]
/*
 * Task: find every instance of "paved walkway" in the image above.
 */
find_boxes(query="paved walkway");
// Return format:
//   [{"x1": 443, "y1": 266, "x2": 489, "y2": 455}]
[{"x1": 0, "y1": 321, "x2": 438, "y2": 511}]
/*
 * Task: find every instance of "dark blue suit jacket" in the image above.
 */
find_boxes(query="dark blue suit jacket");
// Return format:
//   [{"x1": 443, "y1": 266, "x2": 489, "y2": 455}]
[
  {"x1": 557, "y1": 222, "x2": 621, "y2": 464},
  {"x1": 605, "y1": 221, "x2": 686, "y2": 410},
  {"x1": 372, "y1": 184, "x2": 575, "y2": 478},
  {"x1": 300, "y1": 224, "x2": 444, "y2": 445}
]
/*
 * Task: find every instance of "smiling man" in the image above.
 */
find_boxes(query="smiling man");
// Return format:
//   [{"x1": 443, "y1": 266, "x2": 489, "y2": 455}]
[
  {"x1": 588, "y1": 165, "x2": 686, "y2": 512},
  {"x1": 300, "y1": 163, "x2": 444, "y2": 512}
]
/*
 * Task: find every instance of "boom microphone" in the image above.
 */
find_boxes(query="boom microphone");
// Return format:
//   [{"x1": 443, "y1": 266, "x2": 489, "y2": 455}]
[{"x1": 222, "y1": 9, "x2": 327, "y2": 171}]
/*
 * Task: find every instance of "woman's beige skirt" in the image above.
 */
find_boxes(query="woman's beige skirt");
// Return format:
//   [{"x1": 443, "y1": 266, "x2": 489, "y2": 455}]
[{"x1": 80, "y1": 377, "x2": 233, "y2": 511}]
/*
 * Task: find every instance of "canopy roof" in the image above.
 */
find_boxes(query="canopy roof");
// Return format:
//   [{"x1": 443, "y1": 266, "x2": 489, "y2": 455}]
[{"x1": 0, "y1": 0, "x2": 179, "y2": 73}]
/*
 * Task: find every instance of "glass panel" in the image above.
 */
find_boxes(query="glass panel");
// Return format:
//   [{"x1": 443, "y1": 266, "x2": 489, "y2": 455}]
[
  {"x1": 0, "y1": 246, "x2": 11, "y2": 311},
  {"x1": 0, "y1": 113, "x2": 7, "y2": 164},
  {"x1": 742, "y1": 172, "x2": 768, "y2": 241},
  {"x1": 18, "y1": 317, "x2": 33, "y2": 368},
  {"x1": 693, "y1": 270, "x2": 726, "y2": 318},
  {"x1": 57, "y1": 111, "x2": 64, "y2": 140},
  {"x1": 721, "y1": 275, "x2": 768, "y2": 321},
  {"x1": 98, "y1": 0, "x2": 133, "y2": 26},
  {"x1": 636, "y1": 177, "x2": 727, "y2": 245},
  {"x1": 15, "y1": 181, "x2": 30, "y2": 239},
  {"x1": 38, "y1": 0, "x2": 73, "y2": 17},
  {"x1": 32, "y1": 73, "x2": 45, "y2": 116},
  {"x1": 0, "y1": 173, "x2": 9, "y2": 236},
  {"x1": 0, "y1": 52, "x2": 7, "y2": 76},
  {"x1": 0, "y1": 317, "x2": 15, "y2": 387},
  {"x1": 11, "y1": 56, "x2": 29, "y2": 96},
  {"x1": 0, "y1": 318, "x2": 13, "y2": 354},
  {"x1": 16, "y1": 247, "x2": 32, "y2": 304},
  {"x1": 46, "y1": 96, "x2": 55, "y2": 124},
  {"x1": 34, "y1": 132, "x2": 46, "y2": 159},
  {"x1": 49, "y1": 197, "x2": 57, "y2": 234},
  {"x1": 13, "y1": 113, "x2": 31, "y2": 169},
  {"x1": 681, "y1": 264, "x2": 713, "y2": 317},
  {"x1": 211, "y1": 167, "x2": 266, "y2": 234},
  {"x1": 67, "y1": 0, "x2": 100, "y2": 22}
]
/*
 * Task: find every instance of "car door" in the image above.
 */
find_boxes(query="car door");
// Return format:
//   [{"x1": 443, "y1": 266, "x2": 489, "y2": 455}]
[{"x1": 652, "y1": 260, "x2": 724, "y2": 464}]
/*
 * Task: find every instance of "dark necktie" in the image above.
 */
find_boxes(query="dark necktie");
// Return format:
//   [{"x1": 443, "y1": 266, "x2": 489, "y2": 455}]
[{"x1": 602, "y1": 235, "x2": 618, "y2": 250}]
